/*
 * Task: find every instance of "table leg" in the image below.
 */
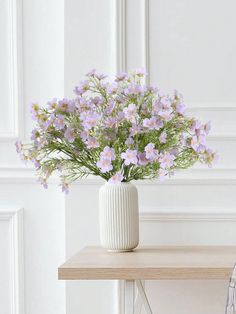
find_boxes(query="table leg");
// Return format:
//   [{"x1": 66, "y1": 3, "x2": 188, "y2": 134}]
[
  {"x1": 125, "y1": 280, "x2": 135, "y2": 314},
  {"x1": 134, "y1": 281, "x2": 143, "y2": 314},
  {"x1": 135, "y1": 280, "x2": 152, "y2": 314}
]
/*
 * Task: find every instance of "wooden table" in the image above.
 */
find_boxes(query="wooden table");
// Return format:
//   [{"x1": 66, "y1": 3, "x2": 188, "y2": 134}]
[{"x1": 58, "y1": 246, "x2": 236, "y2": 314}]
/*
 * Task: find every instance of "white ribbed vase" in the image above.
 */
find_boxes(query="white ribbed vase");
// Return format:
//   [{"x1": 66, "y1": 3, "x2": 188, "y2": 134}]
[{"x1": 99, "y1": 182, "x2": 139, "y2": 252}]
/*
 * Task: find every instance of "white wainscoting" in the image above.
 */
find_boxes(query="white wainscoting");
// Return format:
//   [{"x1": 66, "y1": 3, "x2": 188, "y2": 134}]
[
  {"x1": 0, "y1": 0, "x2": 235, "y2": 313},
  {"x1": 0, "y1": 208, "x2": 24, "y2": 314},
  {"x1": 0, "y1": 0, "x2": 65, "y2": 313},
  {"x1": 0, "y1": 0, "x2": 23, "y2": 141}
]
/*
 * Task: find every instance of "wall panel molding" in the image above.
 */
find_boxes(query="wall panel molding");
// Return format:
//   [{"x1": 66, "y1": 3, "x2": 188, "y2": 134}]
[
  {"x1": 139, "y1": 211, "x2": 236, "y2": 222},
  {"x1": 0, "y1": 208, "x2": 24, "y2": 314},
  {"x1": 0, "y1": 0, "x2": 23, "y2": 142},
  {"x1": 115, "y1": 0, "x2": 126, "y2": 72},
  {"x1": 0, "y1": 166, "x2": 235, "y2": 185},
  {"x1": 144, "y1": 0, "x2": 150, "y2": 85}
]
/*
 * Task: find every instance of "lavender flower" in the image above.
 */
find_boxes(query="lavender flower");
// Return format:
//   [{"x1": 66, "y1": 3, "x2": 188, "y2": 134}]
[
  {"x1": 115, "y1": 72, "x2": 129, "y2": 82},
  {"x1": 125, "y1": 137, "x2": 134, "y2": 146},
  {"x1": 15, "y1": 140, "x2": 23, "y2": 153},
  {"x1": 57, "y1": 99, "x2": 75, "y2": 113},
  {"x1": 121, "y1": 149, "x2": 138, "y2": 165},
  {"x1": 145, "y1": 143, "x2": 158, "y2": 160},
  {"x1": 16, "y1": 69, "x2": 217, "y2": 191},
  {"x1": 123, "y1": 103, "x2": 137, "y2": 123},
  {"x1": 96, "y1": 157, "x2": 113, "y2": 173},
  {"x1": 74, "y1": 80, "x2": 90, "y2": 95},
  {"x1": 108, "y1": 172, "x2": 124, "y2": 183},
  {"x1": 86, "y1": 136, "x2": 99, "y2": 149},
  {"x1": 129, "y1": 124, "x2": 140, "y2": 136},
  {"x1": 138, "y1": 152, "x2": 149, "y2": 166},
  {"x1": 54, "y1": 115, "x2": 65, "y2": 130},
  {"x1": 134, "y1": 68, "x2": 146, "y2": 76},
  {"x1": 47, "y1": 98, "x2": 58, "y2": 110},
  {"x1": 101, "y1": 146, "x2": 115, "y2": 161},
  {"x1": 143, "y1": 117, "x2": 163, "y2": 130},
  {"x1": 176, "y1": 102, "x2": 186, "y2": 115},
  {"x1": 65, "y1": 127, "x2": 76, "y2": 143},
  {"x1": 204, "y1": 121, "x2": 211, "y2": 134},
  {"x1": 81, "y1": 111, "x2": 101, "y2": 130},
  {"x1": 159, "y1": 152, "x2": 175, "y2": 169},
  {"x1": 30, "y1": 102, "x2": 40, "y2": 120},
  {"x1": 61, "y1": 182, "x2": 69, "y2": 194},
  {"x1": 159, "y1": 132, "x2": 167, "y2": 144},
  {"x1": 158, "y1": 168, "x2": 168, "y2": 181}
]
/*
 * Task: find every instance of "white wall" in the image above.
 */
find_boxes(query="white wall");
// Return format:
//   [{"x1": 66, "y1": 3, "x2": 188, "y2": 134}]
[
  {"x1": 64, "y1": 0, "x2": 236, "y2": 314},
  {"x1": 1, "y1": 0, "x2": 236, "y2": 314},
  {"x1": 0, "y1": 0, "x2": 65, "y2": 314}
]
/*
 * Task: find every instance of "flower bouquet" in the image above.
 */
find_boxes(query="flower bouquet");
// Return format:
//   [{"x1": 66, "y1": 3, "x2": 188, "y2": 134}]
[{"x1": 16, "y1": 69, "x2": 217, "y2": 251}]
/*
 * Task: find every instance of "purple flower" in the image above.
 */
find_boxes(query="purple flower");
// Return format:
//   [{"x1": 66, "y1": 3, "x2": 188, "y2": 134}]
[
  {"x1": 81, "y1": 111, "x2": 101, "y2": 130},
  {"x1": 135, "y1": 68, "x2": 147, "y2": 76},
  {"x1": 160, "y1": 96, "x2": 171, "y2": 109},
  {"x1": 31, "y1": 134, "x2": 45, "y2": 148},
  {"x1": 101, "y1": 146, "x2": 115, "y2": 161},
  {"x1": 145, "y1": 143, "x2": 158, "y2": 160},
  {"x1": 138, "y1": 152, "x2": 149, "y2": 166},
  {"x1": 32, "y1": 158, "x2": 40, "y2": 169},
  {"x1": 15, "y1": 140, "x2": 23, "y2": 153},
  {"x1": 104, "y1": 117, "x2": 116, "y2": 129},
  {"x1": 159, "y1": 152, "x2": 175, "y2": 168},
  {"x1": 74, "y1": 80, "x2": 90, "y2": 95},
  {"x1": 61, "y1": 182, "x2": 69, "y2": 194},
  {"x1": 190, "y1": 119, "x2": 202, "y2": 134},
  {"x1": 176, "y1": 102, "x2": 186, "y2": 115},
  {"x1": 80, "y1": 130, "x2": 89, "y2": 141},
  {"x1": 115, "y1": 72, "x2": 129, "y2": 82},
  {"x1": 117, "y1": 111, "x2": 125, "y2": 122},
  {"x1": 76, "y1": 98, "x2": 92, "y2": 113},
  {"x1": 141, "y1": 103, "x2": 148, "y2": 115},
  {"x1": 86, "y1": 69, "x2": 96, "y2": 77},
  {"x1": 152, "y1": 100, "x2": 162, "y2": 114},
  {"x1": 86, "y1": 136, "x2": 99, "y2": 149},
  {"x1": 121, "y1": 149, "x2": 138, "y2": 165},
  {"x1": 91, "y1": 96, "x2": 103, "y2": 106},
  {"x1": 105, "y1": 101, "x2": 115, "y2": 115},
  {"x1": 204, "y1": 148, "x2": 219, "y2": 166},
  {"x1": 204, "y1": 121, "x2": 211, "y2": 135},
  {"x1": 39, "y1": 177, "x2": 48, "y2": 189},
  {"x1": 143, "y1": 117, "x2": 163, "y2": 130},
  {"x1": 65, "y1": 127, "x2": 76, "y2": 143},
  {"x1": 129, "y1": 123, "x2": 140, "y2": 136},
  {"x1": 158, "y1": 168, "x2": 168, "y2": 181},
  {"x1": 159, "y1": 132, "x2": 167, "y2": 143},
  {"x1": 96, "y1": 73, "x2": 107, "y2": 80},
  {"x1": 86, "y1": 69, "x2": 106, "y2": 80},
  {"x1": 107, "y1": 83, "x2": 118, "y2": 95},
  {"x1": 191, "y1": 135, "x2": 206, "y2": 152},
  {"x1": 180, "y1": 133, "x2": 187, "y2": 146},
  {"x1": 108, "y1": 172, "x2": 124, "y2": 183},
  {"x1": 123, "y1": 103, "x2": 137, "y2": 123},
  {"x1": 31, "y1": 129, "x2": 41, "y2": 141},
  {"x1": 198, "y1": 134, "x2": 206, "y2": 145},
  {"x1": 57, "y1": 99, "x2": 75, "y2": 113},
  {"x1": 47, "y1": 98, "x2": 57, "y2": 110},
  {"x1": 30, "y1": 102, "x2": 40, "y2": 120},
  {"x1": 125, "y1": 137, "x2": 134, "y2": 146},
  {"x1": 37, "y1": 114, "x2": 52, "y2": 130},
  {"x1": 158, "y1": 109, "x2": 173, "y2": 122},
  {"x1": 96, "y1": 157, "x2": 113, "y2": 173},
  {"x1": 54, "y1": 115, "x2": 65, "y2": 130},
  {"x1": 124, "y1": 83, "x2": 146, "y2": 96}
]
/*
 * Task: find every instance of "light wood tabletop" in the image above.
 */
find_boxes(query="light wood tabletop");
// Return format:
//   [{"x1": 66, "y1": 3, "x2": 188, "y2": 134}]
[{"x1": 58, "y1": 246, "x2": 236, "y2": 280}]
